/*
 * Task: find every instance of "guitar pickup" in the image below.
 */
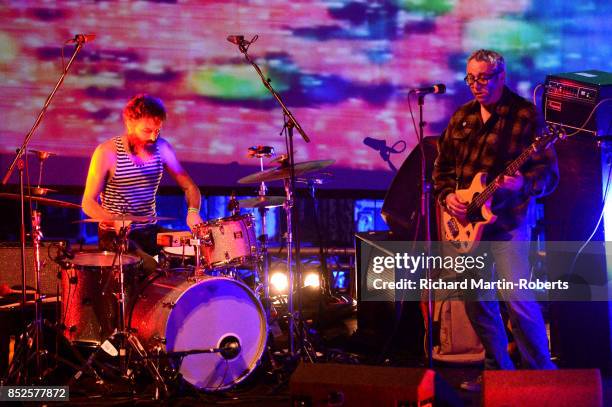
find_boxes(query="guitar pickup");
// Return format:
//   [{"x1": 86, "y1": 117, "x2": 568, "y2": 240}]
[{"x1": 447, "y1": 218, "x2": 459, "y2": 238}]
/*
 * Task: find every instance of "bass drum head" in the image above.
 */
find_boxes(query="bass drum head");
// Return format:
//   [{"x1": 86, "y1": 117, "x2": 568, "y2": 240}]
[{"x1": 166, "y1": 277, "x2": 267, "y2": 391}]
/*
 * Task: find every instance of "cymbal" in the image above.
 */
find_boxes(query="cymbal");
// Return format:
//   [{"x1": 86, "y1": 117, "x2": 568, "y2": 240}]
[
  {"x1": 238, "y1": 159, "x2": 335, "y2": 184},
  {"x1": 0, "y1": 193, "x2": 81, "y2": 209},
  {"x1": 75, "y1": 215, "x2": 175, "y2": 223},
  {"x1": 31, "y1": 187, "x2": 58, "y2": 196},
  {"x1": 247, "y1": 146, "x2": 275, "y2": 159},
  {"x1": 238, "y1": 196, "x2": 285, "y2": 209},
  {"x1": 28, "y1": 149, "x2": 57, "y2": 160}
]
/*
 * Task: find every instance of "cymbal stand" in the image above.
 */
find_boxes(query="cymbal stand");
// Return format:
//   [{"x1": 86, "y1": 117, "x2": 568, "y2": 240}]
[
  {"x1": 249, "y1": 146, "x2": 275, "y2": 323},
  {"x1": 282, "y1": 121, "x2": 316, "y2": 362},
  {"x1": 190, "y1": 232, "x2": 205, "y2": 277},
  {"x1": 414, "y1": 92, "x2": 434, "y2": 368},
  {"x1": 1, "y1": 36, "x2": 87, "y2": 385},
  {"x1": 231, "y1": 35, "x2": 313, "y2": 361},
  {"x1": 116, "y1": 225, "x2": 167, "y2": 396},
  {"x1": 306, "y1": 178, "x2": 333, "y2": 298},
  {"x1": 4, "y1": 209, "x2": 46, "y2": 384},
  {"x1": 31, "y1": 210, "x2": 43, "y2": 380}
]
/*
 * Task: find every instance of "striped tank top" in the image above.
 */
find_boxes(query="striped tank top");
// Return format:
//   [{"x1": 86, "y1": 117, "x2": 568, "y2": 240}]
[{"x1": 100, "y1": 136, "x2": 164, "y2": 229}]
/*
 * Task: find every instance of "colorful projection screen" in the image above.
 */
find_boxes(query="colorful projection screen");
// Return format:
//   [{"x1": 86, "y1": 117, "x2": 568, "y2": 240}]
[{"x1": 1, "y1": 1, "x2": 610, "y2": 190}]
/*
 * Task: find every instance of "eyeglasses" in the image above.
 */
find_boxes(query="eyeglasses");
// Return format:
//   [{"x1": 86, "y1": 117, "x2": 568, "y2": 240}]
[{"x1": 464, "y1": 70, "x2": 502, "y2": 86}]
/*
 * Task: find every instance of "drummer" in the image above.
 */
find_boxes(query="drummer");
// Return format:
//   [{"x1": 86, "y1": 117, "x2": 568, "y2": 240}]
[{"x1": 82, "y1": 94, "x2": 203, "y2": 275}]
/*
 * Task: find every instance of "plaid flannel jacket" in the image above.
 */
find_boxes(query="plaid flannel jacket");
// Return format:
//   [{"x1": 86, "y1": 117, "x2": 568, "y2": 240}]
[{"x1": 432, "y1": 86, "x2": 559, "y2": 234}]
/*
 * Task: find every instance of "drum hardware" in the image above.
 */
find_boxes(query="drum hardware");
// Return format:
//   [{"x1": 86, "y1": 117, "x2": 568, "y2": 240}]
[
  {"x1": 0, "y1": 193, "x2": 82, "y2": 210},
  {"x1": 3, "y1": 208, "x2": 51, "y2": 383},
  {"x1": 30, "y1": 149, "x2": 57, "y2": 194},
  {"x1": 236, "y1": 159, "x2": 335, "y2": 184},
  {"x1": 1, "y1": 37, "x2": 88, "y2": 384},
  {"x1": 193, "y1": 215, "x2": 258, "y2": 269},
  {"x1": 156, "y1": 230, "x2": 191, "y2": 247},
  {"x1": 238, "y1": 195, "x2": 285, "y2": 209},
  {"x1": 60, "y1": 251, "x2": 142, "y2": 345},
  {"x1": 30, "y1": 187, "x2": 58, "y2": 196},
  {"x1": 228, "y1": 190, "x2": 240, "y2": 216},
  {"x1": 75, "y1": 215, "x2": 174, "y2": 223},
  {"x1": 247, "y1": 145, "x2": 275, "y2": 159},
  {"x1": 229, "y1": 45, "x2": 333, "y2": 357},
  {"x1": 68, "y1": 223, "x2": 168, "y2": 399},
  {"x1": 129, "y1": 274, "x2": 267, "y2": 391},
  {"x1": 244, "y1": 145, "x2": 279, "y2": 328}
]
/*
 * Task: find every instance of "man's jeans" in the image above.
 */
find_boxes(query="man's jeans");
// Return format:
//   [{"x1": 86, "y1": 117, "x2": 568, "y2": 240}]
[{"x1": 464, "y1": 222, "x2": 557, "y2": 370}]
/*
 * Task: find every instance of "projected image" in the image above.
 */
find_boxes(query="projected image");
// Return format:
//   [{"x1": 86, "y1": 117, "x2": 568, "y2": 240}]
[{"x1": 0, "y1": 1, "x2": 610, "y2": 189}]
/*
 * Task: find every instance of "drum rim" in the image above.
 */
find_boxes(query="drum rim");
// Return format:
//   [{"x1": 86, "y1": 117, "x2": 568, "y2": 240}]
[
  {"x1": 162, "y1": 246, "x2": 196, "y2": 256},
  {"x1": 207, "y1": 254, "x2": 258, "y2": 269},
  {"x1": 203, "y1": 213, "x2": 254, "y2": 226},
  {"x1": 69, "y1": 250, "x2": 141, "y2": 267}
]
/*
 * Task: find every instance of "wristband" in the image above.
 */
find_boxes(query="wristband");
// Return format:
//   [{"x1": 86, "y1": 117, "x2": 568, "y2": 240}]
[{"x1": 187, "y1": 207, "x2": 200, "y2": 214}]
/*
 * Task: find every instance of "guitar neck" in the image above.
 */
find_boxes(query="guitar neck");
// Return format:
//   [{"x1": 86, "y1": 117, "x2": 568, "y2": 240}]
[{"x1": 469, "y1": 143, "x2": 537, "y2": 210}]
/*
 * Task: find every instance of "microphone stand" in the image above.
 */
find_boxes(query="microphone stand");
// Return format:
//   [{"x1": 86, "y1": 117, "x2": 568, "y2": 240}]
[
  {"x1": 232, "y1": 37, "x2": 313, "y2": 361},
  {"x1": 416, "y1": 93, "x2": 434, "y2": 368},
  {"x1": 1, "y1": 37, "x2": 86, "y2": 384}
]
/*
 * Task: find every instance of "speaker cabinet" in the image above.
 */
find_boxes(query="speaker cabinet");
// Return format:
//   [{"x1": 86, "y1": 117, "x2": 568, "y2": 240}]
[
  {"x1": 381, "y1": 136, "x2": 439, "y2": 240},
  {"x1": 483, "y1": 369, "x2": 602, "y2": 407},
  {"x1": 0, "y1": 242, "x2": 63, "y2": 296},
  {"x1": 290, "y1": 362, "x2": 461, "y2": 406}
]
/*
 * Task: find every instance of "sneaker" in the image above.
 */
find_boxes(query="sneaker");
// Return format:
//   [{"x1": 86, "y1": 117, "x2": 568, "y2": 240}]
[{"x1": 460, "y1": 374, "x2": 482, "y2": 392}]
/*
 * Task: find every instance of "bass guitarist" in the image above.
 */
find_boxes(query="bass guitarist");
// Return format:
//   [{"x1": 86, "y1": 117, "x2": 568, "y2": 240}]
[{"x1": 432, "y1": 49, "x2": 559, "y2": 390}]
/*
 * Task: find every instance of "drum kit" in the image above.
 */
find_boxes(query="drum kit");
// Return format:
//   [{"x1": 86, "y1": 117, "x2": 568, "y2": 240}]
[
  {"x1": 0, "y1": 146, "x2": 335, "y2": 398},
  {"x1": 1, "y1": 35, "x2": 336, "y2": 399}
]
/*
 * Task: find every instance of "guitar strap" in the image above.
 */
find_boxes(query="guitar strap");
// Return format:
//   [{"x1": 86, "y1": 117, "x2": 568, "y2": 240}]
[{"x1": 488, "y1": 111, "x2": 515, "y2": 180}]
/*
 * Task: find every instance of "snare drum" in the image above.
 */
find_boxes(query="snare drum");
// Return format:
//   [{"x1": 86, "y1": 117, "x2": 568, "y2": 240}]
[
  {"x1": 61, "y1": 251, "x2": 142, "y2": 345},
  {"x1": 130, "y1": 274, "x2": 267, "y2": 391},
  {"x1": 160, "y1": 245, "x2": 197, "y2": 268},
  {"x1": 196, "y1": 214, "x2": 258, "y2": 268}
]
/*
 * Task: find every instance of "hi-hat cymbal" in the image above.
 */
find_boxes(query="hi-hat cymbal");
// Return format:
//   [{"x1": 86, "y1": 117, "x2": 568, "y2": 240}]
[
  {"x1": 238, "y1": 196, "x2": 285, "y2": 209},
  {"x1": 0, "y1": 193, "x2": 81, "y2": 209},
  {"x1": 238, "y1": 159, "x2": 334, "y2": 184},
  {"x1": 75, "y1": 215, "x2": 175, "y2": 223},
  {"x1": 247, "y1": 146, "x2": 275, "y2": 159},
  {"x1": 28, "y1": 149, "x2": 57, "y2": 160},
  {"x1": 31, "y1": 187, "x2": 57, "y2": 196}
]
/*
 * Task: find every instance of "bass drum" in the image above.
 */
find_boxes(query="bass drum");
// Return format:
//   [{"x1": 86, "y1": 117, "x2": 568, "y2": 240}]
[{"x1": 130, "y1": 275, "x2": 267, "y2": 391}]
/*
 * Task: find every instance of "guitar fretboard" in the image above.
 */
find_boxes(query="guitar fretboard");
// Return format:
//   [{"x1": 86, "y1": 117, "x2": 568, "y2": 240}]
[{"x1": 466, "y1": 127, "x2": 559, "y2": 214}]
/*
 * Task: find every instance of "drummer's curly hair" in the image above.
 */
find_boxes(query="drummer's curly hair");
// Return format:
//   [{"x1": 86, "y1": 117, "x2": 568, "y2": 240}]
[{"x1": 123, "y1": 94, "x2": 167, "y2": 122}]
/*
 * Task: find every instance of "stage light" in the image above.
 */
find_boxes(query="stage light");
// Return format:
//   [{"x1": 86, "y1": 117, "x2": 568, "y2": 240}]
[
  {"x1": 270, "y1": 271, "x2": 288, "y2": 293},
  {"x1": 303, "y1": 272, "x2": 320, "y2": 288}
]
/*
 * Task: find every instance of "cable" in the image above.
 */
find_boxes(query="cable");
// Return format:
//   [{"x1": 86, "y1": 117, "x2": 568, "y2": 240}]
[
  {"x1": 545, "y1": 96, "x2": 612, "y2": 138},
  {"x1": 568, "y1": 152, "x2": 612, "y2": 275},
  {"x1": 532, "y1": 83, "x2": 544, "y2": 106},
  {"x1": 406, "y1": 93, "x2": 421, "y2": 146}
]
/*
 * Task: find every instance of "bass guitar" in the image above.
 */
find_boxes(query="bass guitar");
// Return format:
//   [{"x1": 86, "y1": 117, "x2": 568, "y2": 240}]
[{"x1": 439, "y1": 124, "x2": 565, "y2": 253}]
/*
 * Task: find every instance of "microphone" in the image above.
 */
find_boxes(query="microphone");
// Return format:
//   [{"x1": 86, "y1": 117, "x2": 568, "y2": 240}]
[
  {"x1": 363, "y1": 137, "x2": 387, "y2": 151},
  {"x1": 227, "y1": 35, "x2": 246, "y2": 45},
  {"x1": 410, "y1": 83, "x2": 446, "y2": 95},
  {"x1": 219, "y1": 336, "x2": 241, "y2": 360},
  {"x1": 67, "y1": 34, "x2": 96, "y2": 44}
]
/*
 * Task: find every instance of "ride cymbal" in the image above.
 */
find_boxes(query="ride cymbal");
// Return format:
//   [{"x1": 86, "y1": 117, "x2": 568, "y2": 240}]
[
  {"x1": 0, "y1": 193, "x2": 81, "y2": 209},
  {"x1": 74, "y1": 215, "x2": 175, "y2": 223},
  {"x1": 237, "y1": 159, "x2": 334, "y2": 184},
  {"x1": 238, "y1": 196, "x2": 285, "y2": 209}
]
